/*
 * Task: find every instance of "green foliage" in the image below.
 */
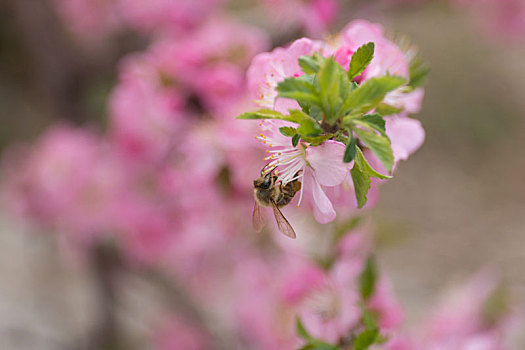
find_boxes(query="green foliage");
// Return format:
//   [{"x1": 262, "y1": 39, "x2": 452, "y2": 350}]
[
  {"x1": 342, "y1": 76, "x2": 406, "y2": 114},
  {"x1": 237, "y1": 109, "x2": 285, "y2": 120},
  {"x1": 317, "y1": 57, "x2": 348, "y2": 125},
  {"x1": 296, "y1": 317, "x2": 312, "y2": 340},
  {"x1": 350, "y1": 162, "x2": 370, "y2": 209},
  {"x1": 376, "y1": 103, "x2": 403, "y2": 116},
  {"x1": 299, "y1": 344, "x2": 339, "y2": 350},
  {"x1": 359, "y1": 256, "x2": 378, "y2": 301},
  {"x1": 354, "y1": 148, "x2": 391, "y2": 180},
  {"x1": 354, "y1": 329, "x2": 379, "y2": 350},
  {"x1": 298, "y1": 54, "x2": 324, "y2": 74},
  {"x1": 291, "y1": 135, "x2": 300, "y2": 147},
  {"x1": 279, "y1": 126, "x2": 297, "y2": 137},
  {"x1": 409, "y1": 56, "x2": 430, "y2": 88},
  {"x1": 348, "y1": 42, "x2": 375, "y2": 80},
  {"x1": 343, "y1": 131, "x2": 357, "y2": 163},
  {"x1": 350, "y1": 147, "x2": 390, "y2": 208},
  {"x1": 353, "y1": 128, "x2": 393, "y2": 172},
  {"x1": 277, "y1": 77, "x2": 321, "y2": 106},
  {"x1": 289, "y1": 109, "x2": 323, "y2": 136},
  {"x1": 360, "y1": 307, "x2": 379, "y2": 330},
  {"x1": 296, "y1": 317, "x2": 340, "y2": 350},
  {"x1": 237, "y1": 109, "x2": 322, "y2": 137},
  {"x1": 353, "y1": 114, "x2": 386, "y2": 135},
  {"x1": 302, "y1": 133, "x2": 334, "y2": 146}
]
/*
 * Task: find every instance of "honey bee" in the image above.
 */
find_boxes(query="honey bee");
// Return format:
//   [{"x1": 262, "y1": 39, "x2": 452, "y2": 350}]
[{"x1": 252, "y1": 168, "x2": 302, "y2": 239}]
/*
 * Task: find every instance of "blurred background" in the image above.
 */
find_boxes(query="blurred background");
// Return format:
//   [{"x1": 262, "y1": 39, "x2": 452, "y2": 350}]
[{"x1": 0, "y1": 0, "x2": 524, "y2": 348}]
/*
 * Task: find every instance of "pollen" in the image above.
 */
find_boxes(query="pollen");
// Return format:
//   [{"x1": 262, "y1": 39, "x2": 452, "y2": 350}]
[{"x1": 268, "y1": 144, "x2": 272, "y2": 147}]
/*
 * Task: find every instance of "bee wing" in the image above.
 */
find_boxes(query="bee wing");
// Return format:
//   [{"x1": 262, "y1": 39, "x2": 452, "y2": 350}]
[
  {"x1": 271, "y1": 202, "x2": 296, "y2": 239},
  {"x1": 252, "y1": 201, "x2": 266, "y2": 232}
]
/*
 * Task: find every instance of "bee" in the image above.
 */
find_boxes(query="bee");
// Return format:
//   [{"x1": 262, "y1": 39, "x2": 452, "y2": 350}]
[{"x1": 252, "y1": 168, "x2": 302, "y2": 239}]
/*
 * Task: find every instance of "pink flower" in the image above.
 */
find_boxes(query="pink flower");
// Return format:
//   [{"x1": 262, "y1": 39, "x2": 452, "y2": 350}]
[
  {"x1": 247, "y1": 38, "x2": 323, "y2": 112},
  {"x1": 1, "y1": 125, "x2": 123, "y2": 244},
  {"x1": 108, "y1": 54, "x2": 185, "y2": 164},
  {"x1": 368, "y1": 277, "x2": 405, "y2": 331},
  {"x1": 257, "y1": 120, "x2": 350, "y2": 223},
  {"x1": 146, "y1": 18, "x2": 269, "y2": 114}
]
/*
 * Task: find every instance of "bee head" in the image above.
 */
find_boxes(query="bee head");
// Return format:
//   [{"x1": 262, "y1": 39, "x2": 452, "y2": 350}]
[{"x1": 254, "y1": 172, "x2": 273, "y2": 189}]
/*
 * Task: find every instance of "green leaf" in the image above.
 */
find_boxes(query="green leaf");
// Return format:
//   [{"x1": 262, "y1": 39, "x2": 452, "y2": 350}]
[
  {"x1": 299, "y1": 345, "x2": 317, "y2": 350},
  {"x1": 289, "y1": 109, "x2": 323, "y2": 136},
  {"x1": 341, "y1": 76, "x2": 406, "y2": 114},
  {"x1": 292, "y1": 134, "x2": 301, "y2": 147},
  {"x1": 409, "y1": 56, "x2": 430, "y2": 88},
  {"x1": 354, "y1": 114, "x2": 386, "y2": 135},
  {"x1": 376, "y1": 103, "x2": 403, "y2": 116},
  {"x1": 361, "y1": 307, "x2": 379, "y2": 330},
  {"x1": 279, "y1": 126, "x2": 297, "y2": 137},
  {"x1": 343, "y1": 131, "x2": 357, "y2": 163},
  {"x1": 354, "y1": 148, "x2": 391, "y2": 180},
  {"x1": 359, "y1": 256, "x2": 377, "y2": 301},
  {"x1": 297, "y1": 317, "x2": 340, "y2": 350},
  {"x1": 296, "y1": 317, "x2": 312, "y2": 340},
  {"x1": 354, "y1": 329, "x2": 379, "y2": 350},
  {"x1": 317, "y1": 57, "x2": 347, "y2": 125},
  {"x1": 301, "y1": 133, "x2": 333, "y2": 146},
  {"x1": 348, "y1": 42, "x2": 375, "y2": 80},
  {"x1": 298, "y1": 55, "x2": 321, "y2": 74},
  {"x1": 353, "y1": 128, "x2": 394, "y2": 172},
  {"x1": 237, "y1": 108, "x2": 322, "y2": 138},
  {"x1": 236, "y1": 109, "x2": 286, "y2": 120},
  {"x1": 277, "y1": 77, "x2": 321, "y2": 106},
  {"x1": 308, "y1": 105, "x2": 324, "y2": 122},
  {"x1": 299, "y1": 344, "x2": 339, "y2": 350},
  {"x1": 350, "y1": 163, "x2": 370, "y2": 209}
]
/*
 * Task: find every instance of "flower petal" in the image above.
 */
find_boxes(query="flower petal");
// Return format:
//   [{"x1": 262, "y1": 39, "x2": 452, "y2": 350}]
[
  {"x1": 305, "y1": 169, "x2": 336, "y2": 224},
  {"x1": 306, "y1": 140, "x2": 349, "y2": 186},
  {"x1": 386, "y1": 116, "x2": 425, "y2": 163}
]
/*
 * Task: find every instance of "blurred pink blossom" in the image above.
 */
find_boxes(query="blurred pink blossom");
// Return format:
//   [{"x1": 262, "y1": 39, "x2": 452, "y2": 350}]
[
  {"x1": 117, "y1": 0, "x2": 224, "y2": 34},
  {"x1": 260, "y1": 0, "x2": 338, "y2": 37},
  {"x1": 154, "y1": 316, "x2": 210, "y2": 350}
]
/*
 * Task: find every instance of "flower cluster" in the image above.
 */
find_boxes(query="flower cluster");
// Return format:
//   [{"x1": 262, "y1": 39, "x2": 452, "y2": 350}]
[
  {"x1": 51, "y1": 0, "x2": 341, "y2": 42},
  {"x1": 240, "y1": 20, "x2": 426, "y2": 223}
]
